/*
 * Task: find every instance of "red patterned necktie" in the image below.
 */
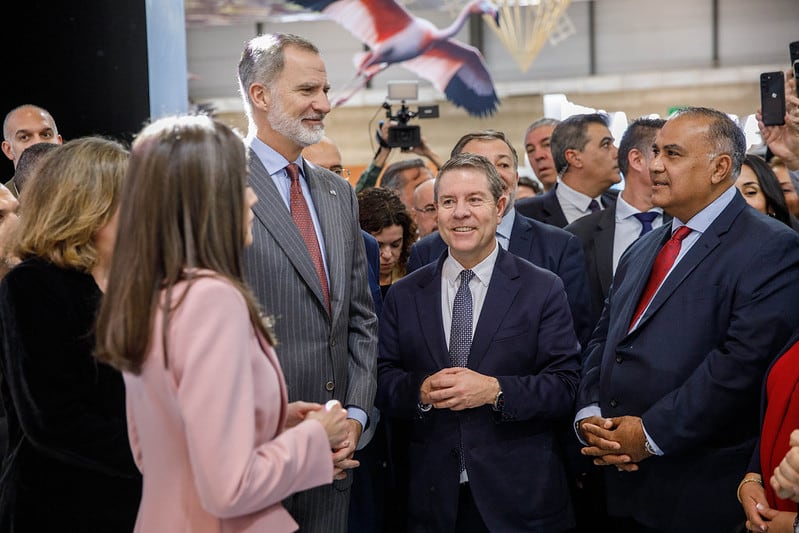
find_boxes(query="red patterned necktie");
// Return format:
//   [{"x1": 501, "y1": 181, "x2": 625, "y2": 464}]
[
  {"x1": 286, "y1": 163, "x2": 330, "y2": 312},
  {"x1": 628, "y1": 226, "x2": 692, "y2": 331}
]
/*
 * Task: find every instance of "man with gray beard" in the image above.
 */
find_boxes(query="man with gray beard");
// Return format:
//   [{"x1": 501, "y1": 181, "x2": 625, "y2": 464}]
[{"x1": 237, "y1": 33, "x2": 378, "y2": 533}]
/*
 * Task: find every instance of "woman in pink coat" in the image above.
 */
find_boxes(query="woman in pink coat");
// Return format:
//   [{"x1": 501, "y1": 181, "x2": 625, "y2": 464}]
[{"x1": 94, "y1": 114, "x2": 349, "y2": 532}]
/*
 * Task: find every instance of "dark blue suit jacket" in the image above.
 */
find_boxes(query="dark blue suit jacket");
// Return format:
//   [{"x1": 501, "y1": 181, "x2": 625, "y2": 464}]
[
  {"x1": 564, "y1": 204, "x2": 672, "y2": 329},
  {"x1": 516, "y1": 185, "x2": 619, "y2": 228},
  {"x1": 406, "y1": 212, "x2": 593, "y2": 348},
  {"x1": 577, "y1": 192, "x2": 799, "y2": 532},
  {"x1": 361, "y1": 230, "x2": 382, "y2": 318},
  {"x1": 377, "y1": 247, "x2": 581, "y2": 531}
]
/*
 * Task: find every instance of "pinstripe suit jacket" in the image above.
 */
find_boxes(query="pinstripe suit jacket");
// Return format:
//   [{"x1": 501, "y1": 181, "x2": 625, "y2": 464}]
[{"x1": 243, "y1": 148, "x2": 378, "y2": 420}]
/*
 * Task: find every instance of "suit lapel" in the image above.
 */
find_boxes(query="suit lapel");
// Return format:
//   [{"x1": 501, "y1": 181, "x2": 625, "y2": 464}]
[
  {"x1": 507, "y1": 213, "x2": 530, "y2": 257},
  {"x1": 593, "y1": 206, "x2": 616, "y2": 300},
  {"x1": 468, "y1": 249, "x2": 518, "y2": 370},
  {"x1": 416, "y1": 258, "x2": 449, "y2": 368},
  {"x1": 632, "y1": 195, "x2": 745, "y2": 330},
  {"x1": 544, "y1": 189, "x2": 569, "y2": 227},
  {"x1": 248, "y1": 150, "x2": 328, "y2": 312},
  {"x1": 617, "y1": 225, "x2": 670, "y2": 336}
]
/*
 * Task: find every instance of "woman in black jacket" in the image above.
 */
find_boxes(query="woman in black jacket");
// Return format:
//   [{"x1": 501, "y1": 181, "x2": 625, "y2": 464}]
[{"x1": 0, "y1": 137, "x2": 141, "y2": 531}]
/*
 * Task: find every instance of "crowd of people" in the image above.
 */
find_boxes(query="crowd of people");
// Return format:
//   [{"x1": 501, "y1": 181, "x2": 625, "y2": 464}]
[{"x1": 1, "y1": 31, "x2": 799, "y2": 533}]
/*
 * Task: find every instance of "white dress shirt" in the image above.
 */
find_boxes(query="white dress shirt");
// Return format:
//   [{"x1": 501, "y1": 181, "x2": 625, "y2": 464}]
[
  {"x1": 556, "y1": 180, "x2": 606, "y2": 224},
  {"x1": 612, "y1": 195, "x2": 664, "y2": 273}
]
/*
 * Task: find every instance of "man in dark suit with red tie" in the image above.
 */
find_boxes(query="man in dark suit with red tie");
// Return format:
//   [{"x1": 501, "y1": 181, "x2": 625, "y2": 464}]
[
  {"x1": 575, "y1": 107, "x2": 799, "y2": 532},
  {"x1": 378, "y1": 153, "x2": 581, "y2": 532},
  {"x1": 238, "y1": 33, "x2": 378, "y2": 532}
]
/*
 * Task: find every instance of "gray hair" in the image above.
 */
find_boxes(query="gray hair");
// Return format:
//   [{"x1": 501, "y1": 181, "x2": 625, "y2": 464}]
[
  {"x1": 523, "y1": 117, "x2": 560, "y2": 141},
  {"x1": 450, "y1": 129, "x2": 519, "y2": 168},
  {"x1": 237, "y1": 33, "x2": 319, "y2": 122},
  {"x1": 381, "y1": 158, "x2": 429, "y2": 190},
  {"x1": 435, "y1": 153, "x2": 505, "y2": 203},
  {"x1": 669, "y1": 107, "x2": 746, "y2": 179}
]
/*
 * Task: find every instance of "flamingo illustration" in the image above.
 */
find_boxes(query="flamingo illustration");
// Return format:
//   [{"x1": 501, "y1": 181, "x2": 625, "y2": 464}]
[{"x1": 290, "y1": 0, "x2": 501, "y2": 117}]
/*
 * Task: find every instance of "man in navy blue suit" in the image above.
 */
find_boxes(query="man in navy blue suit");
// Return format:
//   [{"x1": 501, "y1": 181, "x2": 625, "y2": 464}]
[
  {"x1": 378, "y1": 153, "x2": 581, "y2": 532},
  {"x1": 516, "y1": 113, "x2": 621, "y2": 228},
  {"x1": 406, "y1": 130, "x2": 593, "y2": 348},
  {"x1": 575, "y1": 107, "x2": 799, "y2": 532}
]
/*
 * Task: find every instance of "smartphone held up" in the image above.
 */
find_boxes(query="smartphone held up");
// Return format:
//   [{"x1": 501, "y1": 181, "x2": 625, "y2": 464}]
[{"x1": 761, "y1": 70, "x2": 786, "y2": 127}]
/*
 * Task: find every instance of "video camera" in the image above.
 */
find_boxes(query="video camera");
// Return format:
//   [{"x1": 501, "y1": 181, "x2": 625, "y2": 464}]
[{"x1": 382, "y1": 81, "x2": 439, "y2": 151}]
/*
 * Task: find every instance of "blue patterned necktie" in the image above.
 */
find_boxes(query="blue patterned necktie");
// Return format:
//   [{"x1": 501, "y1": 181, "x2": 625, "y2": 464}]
[
  {"x1": 449, "y1": 269, "x2": 474, "y2": 475},
  {"x1": 449, "y1": 269, "x2": 475, "y2": 368},
  {"x1": 588, "y1": 199, "x2": 601, "y2": 213},
  {"x1": 633, "y1": 211, "x2": 658, "y2": 237}
]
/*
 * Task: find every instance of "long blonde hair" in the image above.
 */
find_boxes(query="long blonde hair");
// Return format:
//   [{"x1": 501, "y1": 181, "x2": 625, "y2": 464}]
[{"x1": 95, "y1": 115, "x2": 271, "y2": 375}]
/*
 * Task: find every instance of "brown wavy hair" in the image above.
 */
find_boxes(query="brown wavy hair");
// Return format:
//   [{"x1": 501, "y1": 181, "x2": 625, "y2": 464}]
[
  {"x1": 94, "y1": 115, "x2": 271, "y2": 375},
  {"x1": 357, "y1": 187, "x2": 417, "y2": 277},
  {"x1": 13, "y1": 137, "x2": 127, "y2": 271}
]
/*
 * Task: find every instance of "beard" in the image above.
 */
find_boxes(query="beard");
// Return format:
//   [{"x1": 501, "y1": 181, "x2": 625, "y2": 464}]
[{"x1": 267, "y1": 95, "x2": 325, "y2": 147}]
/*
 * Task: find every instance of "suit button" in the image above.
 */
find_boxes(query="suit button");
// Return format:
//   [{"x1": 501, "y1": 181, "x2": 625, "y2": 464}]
[
  {"x1": 610, "y1": 399, "x2": 618, "y2": 408},
  {"x1": 330, "y1": 339, "x2": 336, "y2": 347},
  {"x1": 325, "y1": 381, "x2": 335, "y2": 392},
  {"x1": 615, "y1": 355, "x2": 623, "y2": 363}
]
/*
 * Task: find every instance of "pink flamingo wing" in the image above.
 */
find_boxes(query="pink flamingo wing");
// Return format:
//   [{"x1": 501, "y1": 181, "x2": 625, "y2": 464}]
[
  {"x1": 402, "y1": 40, "x2": 499, "y2": 117},
  {"x1": 320, "y1": 0, "x2": 415, "y2": 45}
]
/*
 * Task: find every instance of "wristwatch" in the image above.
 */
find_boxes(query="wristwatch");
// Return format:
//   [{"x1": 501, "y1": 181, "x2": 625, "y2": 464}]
[
  {"x1": 492, "y1": 390, "x2": 504, "y2": 412},
  {"x1": 644, "y1": 438, "x2": 657, "y2": 456}
]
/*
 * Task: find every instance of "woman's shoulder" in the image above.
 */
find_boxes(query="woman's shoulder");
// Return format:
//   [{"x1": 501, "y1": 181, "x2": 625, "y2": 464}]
[
  {"x1": 168, "y1": 271, "x2": 247, "y2": 313},
  {"x1": 2, "y1": 257, "x2": 92, "y2": 296}
]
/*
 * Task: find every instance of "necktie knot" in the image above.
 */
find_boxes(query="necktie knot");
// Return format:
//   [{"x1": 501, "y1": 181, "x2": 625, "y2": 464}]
[
  {"x1": 588, "y1": 199, "x2": 601, "y2": 213},
  {"x1": 632, "y1": 211, "x2": 659, "y2": 237},
  {"x1": 459, "y1": 269, "x2": 475, "y2": 285},
  {"x1": 671, "y1": 225, "x2": 692, "y2": 242},
  {"x1": 285, "y1": 163, "x2": 300, "y2": 183}
]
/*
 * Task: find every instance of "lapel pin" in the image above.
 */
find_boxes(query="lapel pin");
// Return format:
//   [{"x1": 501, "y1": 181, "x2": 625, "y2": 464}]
[{"x1": 330, "y1": 190, "x2": 337, "y2": 196}]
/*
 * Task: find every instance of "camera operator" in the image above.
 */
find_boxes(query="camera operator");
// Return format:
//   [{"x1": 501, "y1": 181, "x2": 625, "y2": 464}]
[{"x1": 355, "y1": 120, "x2": 443, "y2": 194}]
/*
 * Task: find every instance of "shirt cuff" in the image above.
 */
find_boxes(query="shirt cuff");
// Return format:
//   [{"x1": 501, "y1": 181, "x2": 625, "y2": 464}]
[
  {"x1": 574, "y1": 404, "x2": 601, "y2": 445},
  {"x1": 346, "y1": 406, "x2": 368, "y2": 433},
  {"x1": 641, "y1": 423, "x2": 663, "y2": 456}
]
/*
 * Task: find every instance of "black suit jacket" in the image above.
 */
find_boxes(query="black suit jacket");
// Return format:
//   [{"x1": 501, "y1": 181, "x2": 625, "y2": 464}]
[
  {"x1": 407, "y1": 211, "x2": 593, "y2": 348},
  {"x1": 564, "y1": 205, "x2": 672, "y2": 329},
  {"x1": 516, "y1": 185, "x2": 619, "y2": 228},
  {"x1": 0, "y1": 258, "x2": 141, "y2": 531}
]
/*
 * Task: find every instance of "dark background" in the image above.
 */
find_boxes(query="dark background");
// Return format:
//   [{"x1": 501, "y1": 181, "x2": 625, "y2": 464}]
[{"x1": 1, "y1": 1, "x2": 151, "y2": 182}]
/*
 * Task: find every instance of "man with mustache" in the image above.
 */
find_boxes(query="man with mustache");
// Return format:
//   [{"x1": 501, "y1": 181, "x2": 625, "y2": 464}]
[{"x1": 237, "y1": 33, "x2": 378, "y2": 533}]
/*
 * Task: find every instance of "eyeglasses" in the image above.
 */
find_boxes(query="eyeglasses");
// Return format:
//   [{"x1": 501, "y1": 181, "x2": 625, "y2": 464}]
[
  {"x1": 329, "y1": 166, "x2": 351, "y2": 179},
  {"x1": 414, "y1": 205, "x2": 437, "y2": 215}
]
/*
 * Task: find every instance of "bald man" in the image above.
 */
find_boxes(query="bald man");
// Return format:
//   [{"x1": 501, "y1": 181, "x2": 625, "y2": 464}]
[{"x1": 2, "y1": 105, "x2": 63, "y2": 196}]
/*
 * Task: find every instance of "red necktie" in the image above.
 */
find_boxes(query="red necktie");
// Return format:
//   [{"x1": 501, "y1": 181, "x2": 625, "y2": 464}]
[
  {"x1": 286, "y1": 163, "x2": 330, "y2": 312},
  {"x1": 628, "y1": 226, "x2": 692, "y2": 331}
]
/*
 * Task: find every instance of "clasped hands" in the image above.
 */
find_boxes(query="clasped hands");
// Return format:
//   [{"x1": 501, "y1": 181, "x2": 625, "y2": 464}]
[
  {"x1": 286, "y1": 400, "x2": 362, "y2": 481},
  {"x1": 578, "y1": 415, "x2": 653, "y2": 472},
  {"x1": 420, "y1": 367, "x2": 499, "y2": 411}
]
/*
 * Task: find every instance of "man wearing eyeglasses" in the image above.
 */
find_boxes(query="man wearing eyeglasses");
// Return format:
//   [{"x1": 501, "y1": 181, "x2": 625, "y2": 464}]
[{"x1": 412, "y1": 179, "x2": 437, "y2": 238}]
